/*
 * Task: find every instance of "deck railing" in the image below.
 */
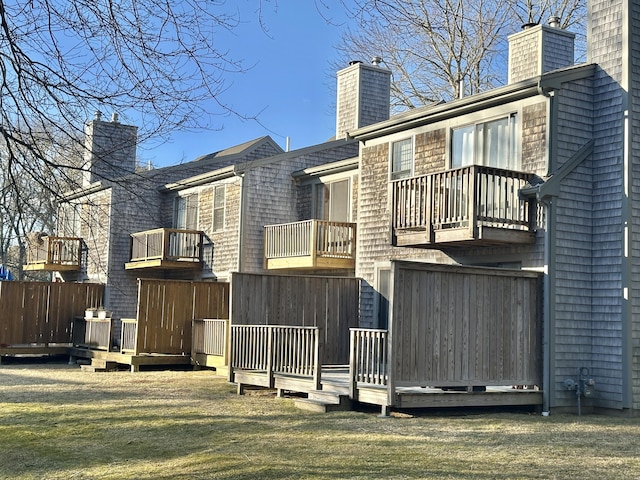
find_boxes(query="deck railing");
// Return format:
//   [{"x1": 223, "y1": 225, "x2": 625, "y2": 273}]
[
  {"x1": 350, "y1": 328, "x2": 389, "y2": 389},
  {"x1": 74, "y1": 317, "x2": 112, "y2": 351},
  {"x1": 264, "y1": 220, "x2": 356, "y2": 260},
  {"x1": 192, "y1": 319, "x2": 229, "y2": 357},
  {"x1": 231, "y1": 325, "x2": 321, "y2": 388},
  {"x1": 25, "y1": 236, "x2": 82, "y2": 268},
  {"x1": 120, "y1": 318, "x2": 138, "y2": 354},
  {"x1": 392, "y1": 166, "x2": 534, "y2": 237},
  {"x1": 129, "y1": 228, "x2": 203, "y2": 263}
]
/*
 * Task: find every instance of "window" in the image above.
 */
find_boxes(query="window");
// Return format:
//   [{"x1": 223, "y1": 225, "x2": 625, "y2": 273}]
[
  {"x1": 58, "y1": 203, "x2": 81, "y2": 236},
  {"x1": 314, "y1": 179, "x2": 350, "y2": 222},
  {"x1": 174, "y1": 194, "x2": 198, "y2": 230},
  {"x1": 451, "y1": 114, "x2": 519, "y2": 170},
  {"x1": 390, "y1": 138, "x2": 413, "y2": 180},
  {"x1": 213, "y1": 185, "x2": 225, "y2": 232}
]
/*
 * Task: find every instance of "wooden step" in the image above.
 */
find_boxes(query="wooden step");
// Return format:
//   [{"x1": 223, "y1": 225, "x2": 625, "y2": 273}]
[
  {"x1": 80, "y1": 358, "x2": 117, "y2": 372},
  {"x1": 294, "y1": 390, "x2": 352, "y2": 413}
]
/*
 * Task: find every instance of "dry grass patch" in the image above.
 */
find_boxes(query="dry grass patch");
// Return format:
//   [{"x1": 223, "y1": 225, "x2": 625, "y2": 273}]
[{"x1": 1, "y1": 358, "x2": 640, "y2": 479}]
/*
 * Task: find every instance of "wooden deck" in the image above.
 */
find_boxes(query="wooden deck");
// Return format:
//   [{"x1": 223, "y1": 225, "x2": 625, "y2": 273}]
[
  {"x1": 235, "y1": 365, "x2": 542, "y2": 412},
  {"x1": 392, "y1": 166, "x2": 536, "y2": 248},
  {"x1": 125, "y1": 228, "x2": 203, "y2": 270},
  {"x1": 264, "y1": 220, "x2": 356, "y2": 270},
  {"x1": 69, "y1": 347, "x2": 192, "y2": 372},
  {"x1": 23, "y1": 236, "x2": 83, "y2": 271}
]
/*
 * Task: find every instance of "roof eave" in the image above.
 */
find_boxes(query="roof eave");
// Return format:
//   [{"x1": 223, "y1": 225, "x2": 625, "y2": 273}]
[{"x1": 349, "y1": 64, "x2": 596, "y2": 142}]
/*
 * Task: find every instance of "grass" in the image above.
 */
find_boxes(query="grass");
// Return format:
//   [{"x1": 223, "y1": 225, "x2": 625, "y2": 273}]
[{"x1": 1, "y1": 358, "x2": 640, "y2": 479}]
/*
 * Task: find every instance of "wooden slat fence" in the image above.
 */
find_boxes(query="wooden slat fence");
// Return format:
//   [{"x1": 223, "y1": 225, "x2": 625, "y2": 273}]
[
  {"x1": 135, "y1": 279, "x2": 229, "y2": 355},
  {"x1": 230, "y1": 272, "x2": 360, "y2": 365},
  {"x1": 231, "y1": 324, "x2": 321, "y2": 388},
  {"x1": 192, "y1": 319, "x2": 229, "y2": 357},
  {"x1": 0, "y1": 281, "x2": 104, "y2": 345},
  {"x1": 350, "y1": 328, "x2": 389, "y2": 387},
  {"x1": 389, "y1": 262, "x2": 542, "y2": 389}
]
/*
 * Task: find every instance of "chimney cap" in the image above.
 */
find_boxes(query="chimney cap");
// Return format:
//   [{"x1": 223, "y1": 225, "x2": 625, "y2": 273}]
[
  {"x1": 548, "y1": 16, "x2": 561, "y2": 28},
  {"x1": 349, "y1": 60, "x2": 363, "y2": 66},
  {"x1": 371, "y1": 56, "x2": 383, "y2": 66}
]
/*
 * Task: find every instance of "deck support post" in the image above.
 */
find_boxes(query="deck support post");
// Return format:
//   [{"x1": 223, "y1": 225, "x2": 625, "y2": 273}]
[
  {"x1": 237, "y1": 383, "x2": 245, "y2": 395},
  {"x1": 277, "y1": 388, "x2": 284, "y2": 398},
  {"x1": 379, "y1": 405, "x2": 391, "y2": 417},
  {"x1": 68, "y1": 355, "x2": 76, "y2": 365}
]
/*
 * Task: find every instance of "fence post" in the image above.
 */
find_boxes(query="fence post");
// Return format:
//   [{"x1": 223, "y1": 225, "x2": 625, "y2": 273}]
[
  {"x1": 468, "y1": 166, "x2": 478, "y2": 239},
  {"x1": 313, "y1": 327, "x2": 322, "y2": 391},
  {"x1": 266, "y1": 326, "x2": 274, "y2": 388},
  {"x1": 349, "y1": 329, "x2": 358, "y2": 401},
  {"x1": 310, "y1": 220, "x2": 318, "y2": 266}
]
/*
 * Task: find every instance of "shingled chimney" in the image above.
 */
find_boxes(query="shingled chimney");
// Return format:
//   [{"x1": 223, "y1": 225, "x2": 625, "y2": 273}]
[
  {"x1": 336, "y1": 58, "x2": 391, "y2": 139},
  {"x1": 83, "y1": 112, "x2": 138, "y2": 186},
  {"x1": 507, "y1": 18, "x2": 575, "y2": 84}
]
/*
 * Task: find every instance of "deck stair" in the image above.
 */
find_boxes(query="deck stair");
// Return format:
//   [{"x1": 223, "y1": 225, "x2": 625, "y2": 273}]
[
  {"x1": 294, "y1": 389, "x2": 352, "y2": 413},
  {"x1": 80, "y1": 358, "x2": 118, "y2": 373}
]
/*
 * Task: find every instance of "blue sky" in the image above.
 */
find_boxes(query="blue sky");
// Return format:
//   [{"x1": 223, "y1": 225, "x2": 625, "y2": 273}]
[{"x1": 141, "y1": 1, "x2": 352, "y2": 168}]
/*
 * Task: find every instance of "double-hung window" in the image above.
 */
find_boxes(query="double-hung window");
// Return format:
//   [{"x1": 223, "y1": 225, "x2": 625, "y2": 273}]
[
  {"x1": 451, "y1": 114, "x2": 519, "y2": 170},
  {"x1": 390, "y1": 138, "x2": 413, "y2": 180},
  {"x1": 174, "y1": 193, "x2": 199, "y2": 230},
  {"x1": 212, "y1": 185, "x2": 225, "y2": 232}
]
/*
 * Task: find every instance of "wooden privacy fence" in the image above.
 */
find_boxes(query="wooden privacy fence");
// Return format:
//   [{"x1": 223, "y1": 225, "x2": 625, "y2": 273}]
[
  {"x1": 0, "y1": 281, "x2": 104, "y2": 346},
  {"x1": 389, "y1": 262, "x2": 542, "y2": 389},
  {"x1": 230, "y1": 272, "x2": 360, "y2": 365},
  {"x1": 134, "y1": 279, "x2": 229, "y2": 355}
]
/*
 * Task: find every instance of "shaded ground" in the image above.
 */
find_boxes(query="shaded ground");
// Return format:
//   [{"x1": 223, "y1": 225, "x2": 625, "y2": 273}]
[{"x1": 1, "y1": 356, "x2": 639, "y2": 479}]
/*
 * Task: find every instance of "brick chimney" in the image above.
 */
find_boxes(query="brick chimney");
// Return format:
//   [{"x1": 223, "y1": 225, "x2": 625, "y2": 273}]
[
  {"x1": 508, "y1": 18, "x2": 575, "y2": 84},
  {"x1": 336, "y1": 58, "x2": 391, "y2": 139},
  {"x1": 83, "y1": 111, "x2": 138, "y2": 186}
]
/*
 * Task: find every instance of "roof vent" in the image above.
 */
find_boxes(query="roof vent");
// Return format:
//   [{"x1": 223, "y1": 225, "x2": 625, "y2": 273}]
[
  {"x1": 548, "y1": 16, "x2": 561, "y2": 28},
  {"x1": 371, "y1": 56, "x2": 383, "y2": 66}
]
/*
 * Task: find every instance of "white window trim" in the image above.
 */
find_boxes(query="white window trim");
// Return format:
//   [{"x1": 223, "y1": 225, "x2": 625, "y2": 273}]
[
  {"x1": 389, "y1": 137, "x2": 414, "y2": 180},
  {"x1": 212, "y1": 185, "x2": 226, "y2": 232}
]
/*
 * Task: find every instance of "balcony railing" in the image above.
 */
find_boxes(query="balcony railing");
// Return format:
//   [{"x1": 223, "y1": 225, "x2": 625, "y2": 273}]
[
  {"x1": 125, "y1": 228, "x2": 203, "y2": 269},
  {"x1": 392, "y1": 166, "x2": 536, "y2": 248},
  {"x1": 24, "y1": 236, "x2": 82, "y2": 271},
  {"x1": 264, "y1": 219, "x2": 356, "y2": 270}
]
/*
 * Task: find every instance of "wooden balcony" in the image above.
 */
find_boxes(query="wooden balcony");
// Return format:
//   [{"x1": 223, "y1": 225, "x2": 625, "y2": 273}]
[
  {"x1": 125, "y1": 228, "x2": 203, "y2": 270},
  {"x1": 264, "y1": 220, "x2": 356, "y2": 270},
  {"x1": 23, "y1": 236, "x2": 82, "y2": 271},
  {"x1": 392, "y1": 166, "x2": 536, "y2": 248}
]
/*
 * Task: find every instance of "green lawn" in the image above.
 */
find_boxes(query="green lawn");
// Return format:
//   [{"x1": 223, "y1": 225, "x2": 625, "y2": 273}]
[{"x1": 1, "y1": 359, "x2": 639, "y2": 479}]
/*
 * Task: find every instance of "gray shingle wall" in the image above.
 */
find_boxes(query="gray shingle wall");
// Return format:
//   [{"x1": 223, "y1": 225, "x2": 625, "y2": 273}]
[
  {"x1": 356, "y1": 97, "x2": 551, "y2": 328},
  {"x1": 631, "y1": 0, "x2": 640, "y2": 411},
  {"x1": 587, "y1": 0, "x2": 626, "y2": 410},
  {"x1": 241, "y1": 142, "x2": 360, "y2": 274}
]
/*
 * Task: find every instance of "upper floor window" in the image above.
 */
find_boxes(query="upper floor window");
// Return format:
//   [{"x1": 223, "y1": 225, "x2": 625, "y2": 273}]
[
  {"x1": 390, "y1": 138, "x2": 413, "y2": 180},
  {"x1": 314, "y1": 179, "x2": 350, "y2": 222},
  {"x1": 174, "y1": 193, "x2": 198, "y2": 230},
  {"x1": 451, "y1": 114, "x2": 519, "y2": 170},
  {"x1": 58, "y1": 203, "x2": 81, "y2": 236},
  {"x1": 213, "y1": 185, "x2": 225, "y2": 232}
]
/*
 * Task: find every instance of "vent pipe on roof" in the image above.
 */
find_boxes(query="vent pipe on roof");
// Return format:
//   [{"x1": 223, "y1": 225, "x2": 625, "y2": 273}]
[
  {"x1": 548, "y1": 16, "x2": 561, "y2": 28},
  {"x1": 371, "y1": 56, "x2": 383, "y2": 66}
]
